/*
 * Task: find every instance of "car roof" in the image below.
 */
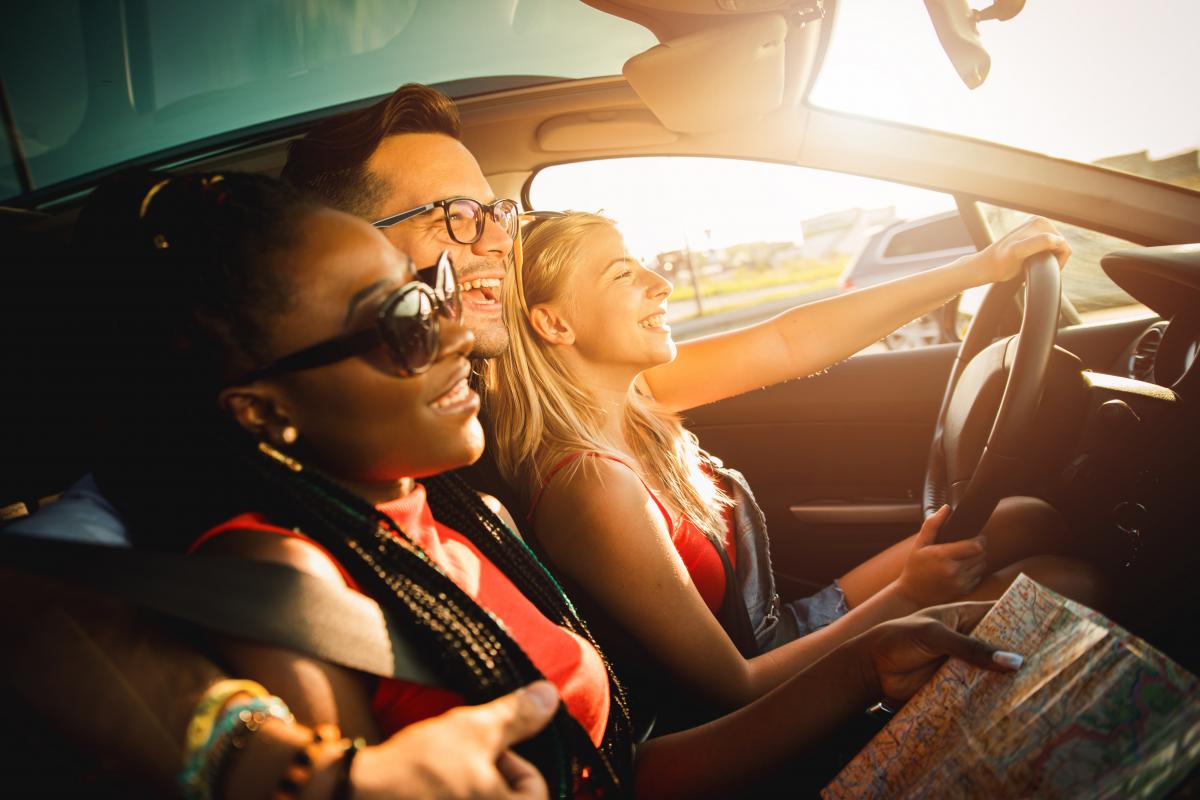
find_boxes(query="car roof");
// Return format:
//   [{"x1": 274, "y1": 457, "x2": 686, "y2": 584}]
[
  {"x1": 5, "y1": 1, "x2": 1199, "y2": 252},
  {"x1": 0, "y1": 1, "x2": 659, "y2": 205}
]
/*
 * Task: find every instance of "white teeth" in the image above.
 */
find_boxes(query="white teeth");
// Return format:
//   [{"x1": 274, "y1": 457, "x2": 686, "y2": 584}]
[
  {"x1": 431, "y1": 378, "x2": 472, "y2": 409},
  {"x1": 639, "y1": 313, "x2": 666, "y2": 329},
  {"x1": 457, "y1": 278, "x2": 502, "y2": 292}
]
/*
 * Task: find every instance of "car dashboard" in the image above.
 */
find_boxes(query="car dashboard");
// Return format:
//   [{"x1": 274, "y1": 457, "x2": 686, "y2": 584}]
[
  {"x1": 1122, "y1": 316, "x2": 1200, "y2": 389},
  {"x1": 1003, "y1": 244, "x2": 1197, "y2": 673},
  {"x1": 1104, "y1": 244, "x2": 1200, "y2": 393}
]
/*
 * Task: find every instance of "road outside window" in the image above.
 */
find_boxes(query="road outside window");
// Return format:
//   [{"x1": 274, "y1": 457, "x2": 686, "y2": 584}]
[{"x1": 529, "y1": 157, "x2": 962, "y2": 353}]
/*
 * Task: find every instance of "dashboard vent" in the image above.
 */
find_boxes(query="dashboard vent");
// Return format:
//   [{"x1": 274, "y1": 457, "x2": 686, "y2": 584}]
[{"x1": 1129, "y1": 325, "x2": 1164, "y2": 382}]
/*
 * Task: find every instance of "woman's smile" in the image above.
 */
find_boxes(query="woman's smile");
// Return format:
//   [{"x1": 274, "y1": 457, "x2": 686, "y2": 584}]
[
  {"x1": 638, "y1": 309, "x2": 670, "y2": 333},
  {"x1": 430, "y1": 375, "x2": 479, "y2": 414}
]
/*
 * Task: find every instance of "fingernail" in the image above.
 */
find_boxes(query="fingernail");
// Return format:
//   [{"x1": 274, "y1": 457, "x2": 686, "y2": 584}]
[
  {"x1": 523, "y1": 681, "x2": 559, "y2": 713},
  {"x1": 993, "y1": 651, "x2": 1024, "y2": 670}
]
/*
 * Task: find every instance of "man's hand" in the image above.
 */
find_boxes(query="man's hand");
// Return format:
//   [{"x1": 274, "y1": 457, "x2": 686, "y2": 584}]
[
  {"x1": 353, "y1": 681, "x2": 559, "y2": 800},
  {"x1": 975, "y1": 215, "x2": 1071, "y2": 283},
  {"x1": 895, "y1": 505, "x2": 988, "y2": 607},
  {"x1": 856, "y1": 601, "x2": 1023, "y2": 705}
]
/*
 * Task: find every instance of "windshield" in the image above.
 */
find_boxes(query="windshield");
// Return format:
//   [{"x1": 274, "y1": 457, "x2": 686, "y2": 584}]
[
  {"x1": 810, "y1": 0, "x2": 1199, "y2": 189},
  {"x1": 0, "y1": 0, "x2": 655, "y2": 202}
]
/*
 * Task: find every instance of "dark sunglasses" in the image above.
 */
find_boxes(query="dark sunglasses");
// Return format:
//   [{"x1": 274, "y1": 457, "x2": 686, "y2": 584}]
[
  {"x1": 232, "y1": 251, "x2": 461, "y2": 385},
  {"x1": 372, "y1": 196, "x2": 519, "y2": 245}
]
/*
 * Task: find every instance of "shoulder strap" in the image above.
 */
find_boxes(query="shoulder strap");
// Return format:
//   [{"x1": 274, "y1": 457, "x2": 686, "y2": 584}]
[
  {"x1": 528, "y1": 452, "x2": 586, "y2": 517},
  {"x1": 0, "y1": 533, "x2": 441, "y2": 685},
  {"x1": 530, "y1": 452, "x2": 675, "y2": 532}
]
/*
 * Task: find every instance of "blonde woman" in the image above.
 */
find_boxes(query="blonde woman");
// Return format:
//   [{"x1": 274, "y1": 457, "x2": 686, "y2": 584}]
[{"x1": 485, "y1": 211, "x2": 1099, "y2": 716}]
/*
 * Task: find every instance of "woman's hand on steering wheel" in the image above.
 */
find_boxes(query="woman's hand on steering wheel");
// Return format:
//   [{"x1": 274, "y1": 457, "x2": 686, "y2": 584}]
[
  {"x1": 973, "y1": 216, "x2": 1071, "y2": 284},
  {"x1": 854, "y1": 601, "x2": 1023, "y2": 706},
  {"x1": 895, "y1": 505, "x2": 989, "y2": 607}
]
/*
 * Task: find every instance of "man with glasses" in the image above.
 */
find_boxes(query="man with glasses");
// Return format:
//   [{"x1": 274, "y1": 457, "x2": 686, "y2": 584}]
[
  {"x1": 278, "y1": 83, "x2": 536, "y2": 523},
  {"x1": 282, "y1": 84, "x2": 519, "y2": 360}
]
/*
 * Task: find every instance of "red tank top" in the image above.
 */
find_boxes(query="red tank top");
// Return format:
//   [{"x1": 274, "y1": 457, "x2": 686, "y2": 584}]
[
  {"x1": 533, "y1": 453, "x2": 735, "y2": 614},
  {"x1": 191, "y1": 484, "x2": 609, "y2": 747}
]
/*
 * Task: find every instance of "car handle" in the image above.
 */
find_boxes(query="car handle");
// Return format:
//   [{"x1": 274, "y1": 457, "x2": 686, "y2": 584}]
[{"x1": 790, "y1": 501, "x2": 923, "y2": 526}]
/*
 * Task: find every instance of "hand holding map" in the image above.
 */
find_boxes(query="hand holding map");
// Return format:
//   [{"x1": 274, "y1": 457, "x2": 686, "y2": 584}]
[{"x1": 824, "y1": 574, "x2": 1200, "y2": 799}]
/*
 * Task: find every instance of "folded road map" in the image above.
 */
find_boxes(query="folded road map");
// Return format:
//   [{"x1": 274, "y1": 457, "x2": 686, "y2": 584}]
[{"x1": 823, "y1": 574, "x2": 1200, "y2": 799}]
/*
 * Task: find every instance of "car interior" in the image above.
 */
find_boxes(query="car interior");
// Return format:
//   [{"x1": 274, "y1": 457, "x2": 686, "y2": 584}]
[{"x1": 2, "y1": 0, "x2": 1199, "y2": 793}]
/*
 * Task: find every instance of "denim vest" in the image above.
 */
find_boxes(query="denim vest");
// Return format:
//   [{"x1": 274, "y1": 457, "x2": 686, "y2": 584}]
[{"x1": 712, "y1": 464, "x2": 789, "y2": 654}]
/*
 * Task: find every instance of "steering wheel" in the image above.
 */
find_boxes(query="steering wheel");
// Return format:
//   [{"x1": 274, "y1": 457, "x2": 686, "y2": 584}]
[{"x1": 922, "y1": 252, "x2": 1062, "y2": 541}]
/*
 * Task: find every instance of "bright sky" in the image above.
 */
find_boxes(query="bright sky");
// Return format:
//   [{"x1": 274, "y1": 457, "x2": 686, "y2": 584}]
[
  {"x1": 530, "y1": 1, "x2": 1198, "y2": 259},
  {"x1": 812, "y1": 0, "x2": 1200, "y2": 162}
]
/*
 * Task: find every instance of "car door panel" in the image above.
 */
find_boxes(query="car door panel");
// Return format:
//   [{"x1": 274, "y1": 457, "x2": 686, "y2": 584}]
[
  {"x1": 684, "y1": 316, "x2": 1156, "y2": 595},
  {"x1": 685, "y1": 343, "x2": 957, "y2": 592}
]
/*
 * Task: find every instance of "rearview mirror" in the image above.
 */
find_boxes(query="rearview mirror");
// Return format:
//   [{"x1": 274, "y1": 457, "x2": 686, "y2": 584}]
[{"x1": 923, "y1": 0, "x2": 1026, "y2": 89}]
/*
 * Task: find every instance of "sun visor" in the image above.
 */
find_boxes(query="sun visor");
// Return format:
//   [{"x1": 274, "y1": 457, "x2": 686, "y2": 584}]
[
  {"x1": 622, "y1": 13, "x2": 788, "y2": 133},
  {"x1": 536, "y1": 109, "x2": 679, "y2": 152}
]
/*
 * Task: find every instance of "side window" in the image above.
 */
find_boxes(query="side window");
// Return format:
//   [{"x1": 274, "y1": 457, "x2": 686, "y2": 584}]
[
  {"x1": 977, "y1": 204, "x2": 1153, "y2": 325},
  {"x1": 528, "y1": 157, "x2": 964, "y2": 353}
]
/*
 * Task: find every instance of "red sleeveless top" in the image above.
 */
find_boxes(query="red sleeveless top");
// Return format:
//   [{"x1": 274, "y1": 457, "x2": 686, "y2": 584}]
[
  {"x1": 533, "y1": 453, "x2": 735, "y2": 614},
  {"x1": 191, "y1": 484, "x2": 609, "y2": 747}
]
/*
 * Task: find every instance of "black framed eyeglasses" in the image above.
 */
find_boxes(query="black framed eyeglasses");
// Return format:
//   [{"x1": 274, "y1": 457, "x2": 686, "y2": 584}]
[
  {"x1": 232, "y1": 252, "x2": 461, "y2": 384},
  {"x1": 372, "y1": 197, "x2": 519, "y2": 245}
]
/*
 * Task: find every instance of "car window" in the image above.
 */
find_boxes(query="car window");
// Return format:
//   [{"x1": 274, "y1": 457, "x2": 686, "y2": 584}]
[
  {"x1": 528, "y1": 157, "x2": 964, "y2": 355},
  {"x1": 977, "y1": 204, "x2": 1153, "y2": 326},
  {"x1": 0, "y1": 1, "x2": 655, "y2": 201},
  {"x1": 810, "y1": 1, "x2": 1200, "y2": 181},
  {"x1": 0, "y1": 115, "x2": 19, "y2": 200}
]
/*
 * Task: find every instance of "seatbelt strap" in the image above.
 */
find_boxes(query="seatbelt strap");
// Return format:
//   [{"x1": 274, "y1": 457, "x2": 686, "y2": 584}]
[
  {"x1": 712, "y1": 537, "x2": 759, "y2": 657},
  {"x1": 0, "y1": 534, "x2": 441, "y2": 686}
]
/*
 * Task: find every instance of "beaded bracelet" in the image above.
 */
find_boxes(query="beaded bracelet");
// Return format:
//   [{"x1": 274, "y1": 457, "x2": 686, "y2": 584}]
[
  {"x1": 210, "y1": 698, "x2": 298, "y2": 797},
  {"x1": 184, "y1": 679, "x2": 271, "y2": 757},
  {"x1": 178, "y1": 694, "x2": 293, "y2": 800}
]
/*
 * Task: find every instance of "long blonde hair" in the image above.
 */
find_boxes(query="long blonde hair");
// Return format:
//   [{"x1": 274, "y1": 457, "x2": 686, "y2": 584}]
[{"x1": 484, "y1": 212, "x2": 731, "y2": 544}]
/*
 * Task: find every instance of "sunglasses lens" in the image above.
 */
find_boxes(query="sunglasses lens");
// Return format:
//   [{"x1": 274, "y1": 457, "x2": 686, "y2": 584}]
[
  {"x1": 381, "y1": 287, "x2": 438, "y2": 375},
  {"x1": 441, "y1": 288, "x2": 462, "y2": 322},
  {"x1": 436, "y1": 254, "x2": 462, "y2": 322}
]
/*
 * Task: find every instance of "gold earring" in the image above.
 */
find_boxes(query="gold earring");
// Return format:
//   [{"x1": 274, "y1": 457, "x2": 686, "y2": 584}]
[{"x1": 280, "y1": 426, "x2": 298, "y2": 444}]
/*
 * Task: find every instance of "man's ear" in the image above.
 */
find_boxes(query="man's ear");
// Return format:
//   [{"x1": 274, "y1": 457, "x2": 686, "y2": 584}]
[
  {"x1": 528, "y1": 304, "x2": 575, "y2": 346},
  {"x1": 217, "y1": 386, "x2": 296, "y2": 446}
]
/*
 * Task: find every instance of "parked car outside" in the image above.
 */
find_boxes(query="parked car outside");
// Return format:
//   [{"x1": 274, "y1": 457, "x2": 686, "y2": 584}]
[{"x1": 837, "y1": 210, "x2": 977, "y2": 349}]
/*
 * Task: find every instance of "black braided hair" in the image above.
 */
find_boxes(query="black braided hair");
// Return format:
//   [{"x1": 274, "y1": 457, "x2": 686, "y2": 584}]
[
  {"x1": 232, "y1": 434, "x2": 632, "y2": 795},
  {"x1": 79, "y1": 170, "x2": 320, "y2": 545},
  {"x1": 422, "y1": 471, "x2": 634, "y2": 776},
  {"x1": 81, "y1": 170, "x2": 633, "y2": 797}
]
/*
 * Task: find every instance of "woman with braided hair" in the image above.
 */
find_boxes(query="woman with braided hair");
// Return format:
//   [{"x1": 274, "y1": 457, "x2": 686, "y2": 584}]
[{"x1": 84, "y1": 169, "x2": 1022, "y2": 799}]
